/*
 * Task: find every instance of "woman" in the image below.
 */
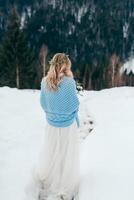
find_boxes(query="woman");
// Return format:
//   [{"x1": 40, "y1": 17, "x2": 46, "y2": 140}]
[{"x1": 36, "y1": 53, "x2": 80, "y2": 200}]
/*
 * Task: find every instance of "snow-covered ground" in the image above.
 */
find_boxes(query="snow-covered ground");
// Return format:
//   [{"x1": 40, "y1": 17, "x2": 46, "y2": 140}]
[{"x1": 0, "y1": 86, "x2": 134, "y2": 200}]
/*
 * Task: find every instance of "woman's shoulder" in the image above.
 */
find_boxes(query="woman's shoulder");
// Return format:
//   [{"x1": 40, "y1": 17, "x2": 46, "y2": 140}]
[
  {"x1": 61, "y1": 76, "x2": 76, "y2": 87},
  {"x1": 42, "y1": 76, "x2": 46, "y2": 81},
  {"x1": 61, "y1": 76, "x2": 77, "y2": 92},
  {"x1": 41, "y1": 75, "x2": 76, "y2": 91},
  {"x1": 41, "y1": 75, "x2": 74, "y2": 82},
  {"x1": 41, "y1": 76, "x2": 47, "y2": 85},
  {"x1": 63, "y1": 74, "x2": 75, "y2": 81}
]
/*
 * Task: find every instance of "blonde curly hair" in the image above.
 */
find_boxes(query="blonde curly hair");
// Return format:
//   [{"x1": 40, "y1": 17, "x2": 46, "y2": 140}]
[{"x1": 44, "y1": 53, "x2": 72, "y2": 91}]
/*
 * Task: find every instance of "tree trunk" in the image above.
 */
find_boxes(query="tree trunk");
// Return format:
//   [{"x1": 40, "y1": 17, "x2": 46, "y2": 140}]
[
  {"x1": 16, "y1": 64, "x2": 20, "y2": 89},
  {"x1": 39, "y1": 44, "x2": 48, "y2": 77}
]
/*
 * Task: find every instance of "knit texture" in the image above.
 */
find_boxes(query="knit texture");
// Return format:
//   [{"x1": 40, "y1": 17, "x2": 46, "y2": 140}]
[{"x1": 40, "y1": 76, "x2": 80, "y2": 128}]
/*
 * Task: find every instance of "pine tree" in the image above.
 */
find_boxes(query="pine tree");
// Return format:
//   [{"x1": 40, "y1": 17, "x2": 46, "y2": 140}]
[{"x1": 0, "y1": 6, "x2": 36, "y2": 89}]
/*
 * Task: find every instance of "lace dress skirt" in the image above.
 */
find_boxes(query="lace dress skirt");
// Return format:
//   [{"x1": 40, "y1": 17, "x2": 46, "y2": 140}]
[{"x1": 34, "y1": 119, "x2": 80, "y2": 200}]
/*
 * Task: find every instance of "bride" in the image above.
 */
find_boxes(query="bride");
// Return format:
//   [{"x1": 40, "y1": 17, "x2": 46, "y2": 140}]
[{"x1": 35, "y1": 53, "x2": 80, "y2": 200}]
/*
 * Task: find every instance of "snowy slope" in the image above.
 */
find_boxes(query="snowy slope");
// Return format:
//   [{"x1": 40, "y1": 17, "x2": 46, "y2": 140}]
[{"x1": 0, "y1": 86, "x2": 134, "y2": 200}]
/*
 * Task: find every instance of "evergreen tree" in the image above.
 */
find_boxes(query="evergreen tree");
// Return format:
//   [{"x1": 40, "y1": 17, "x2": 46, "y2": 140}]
[{"x1": 0, "y1": 6, "x2": 36, "y2": 89}]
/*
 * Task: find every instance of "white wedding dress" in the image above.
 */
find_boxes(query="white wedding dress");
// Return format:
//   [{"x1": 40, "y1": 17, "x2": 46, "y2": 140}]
[{"x1": 33, "y1": 119, "x2": 80, "y2": 200}]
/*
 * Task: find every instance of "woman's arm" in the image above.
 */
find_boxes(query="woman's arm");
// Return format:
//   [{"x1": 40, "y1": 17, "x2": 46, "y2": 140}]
[{"x1": 64, "y1": 69, "x2": 74, "y2": 78}]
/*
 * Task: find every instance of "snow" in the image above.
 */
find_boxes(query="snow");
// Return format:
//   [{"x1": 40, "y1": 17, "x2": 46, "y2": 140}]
[
  {"x1": 0, "y1": 86, "x2": 134, "y2": 200},
  {"x1": 120, "y1": 58, "x2": 134, "y2": 75}
]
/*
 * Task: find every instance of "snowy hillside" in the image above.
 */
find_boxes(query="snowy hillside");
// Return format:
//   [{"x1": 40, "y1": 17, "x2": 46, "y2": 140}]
[{"x1": 0, "y1": 86, "x2": 134, "y2": 200}]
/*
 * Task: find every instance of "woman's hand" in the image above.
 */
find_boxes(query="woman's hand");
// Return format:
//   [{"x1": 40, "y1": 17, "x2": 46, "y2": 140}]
[
  {"x1": 59, "y1": 64, "x2": 74, "y2": 78},
  {"x1": 64, "y1": 69, "x2": 74, "y2": 78}
]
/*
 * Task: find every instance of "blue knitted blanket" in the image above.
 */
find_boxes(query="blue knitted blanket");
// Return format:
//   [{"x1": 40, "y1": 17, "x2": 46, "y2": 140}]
[{"x1": 40, "y1": 76, "x2": 80, "y2": 128}]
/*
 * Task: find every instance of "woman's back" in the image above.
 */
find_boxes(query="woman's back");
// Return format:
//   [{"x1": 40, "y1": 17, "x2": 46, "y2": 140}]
[{"x1": 40, "y1": 75, "x2": 80, "y2": 128}]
